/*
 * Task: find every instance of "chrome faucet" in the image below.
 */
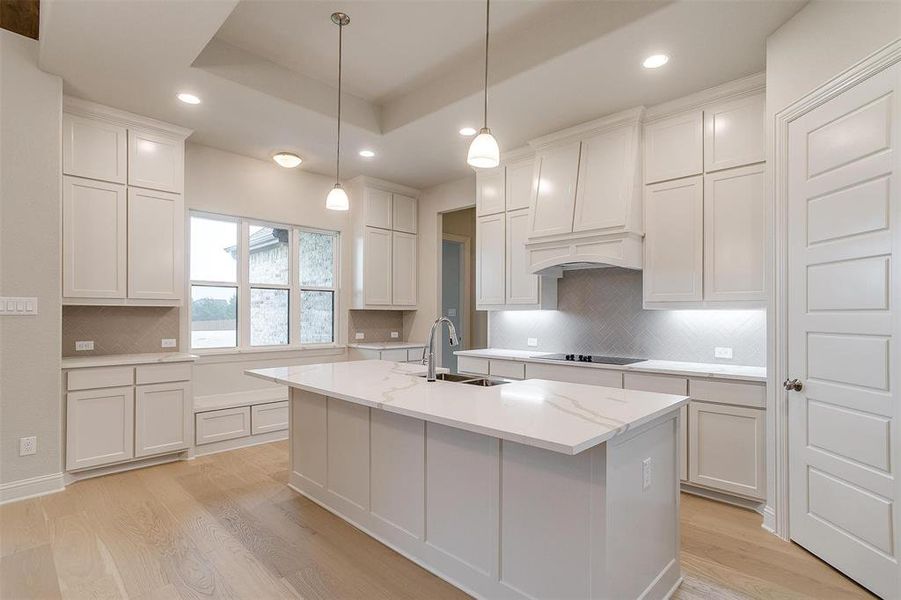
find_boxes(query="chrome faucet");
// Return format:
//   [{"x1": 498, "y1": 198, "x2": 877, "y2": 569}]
[{"x1": 422, "y1": 317, "x2": 459, "y2": 381}]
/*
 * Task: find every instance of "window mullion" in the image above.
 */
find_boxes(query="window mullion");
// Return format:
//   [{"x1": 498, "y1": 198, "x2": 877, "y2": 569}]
[
  {"x1": 239, "y1": 220, "x2": 251, "y2": 350},
  {"x1": 291, "y1": 228, "x2": 301, "y2": 346}
]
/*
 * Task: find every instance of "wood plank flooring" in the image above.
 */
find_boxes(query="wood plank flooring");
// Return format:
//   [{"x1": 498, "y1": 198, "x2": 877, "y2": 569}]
[{"x1": 0, "y1": 441, "x2": 875, "y2": 599}]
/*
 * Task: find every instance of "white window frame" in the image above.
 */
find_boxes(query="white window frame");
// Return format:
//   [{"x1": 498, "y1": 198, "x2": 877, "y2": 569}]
[{"x1": 188, "y1": 211, "x2": 341, "y2": 354}]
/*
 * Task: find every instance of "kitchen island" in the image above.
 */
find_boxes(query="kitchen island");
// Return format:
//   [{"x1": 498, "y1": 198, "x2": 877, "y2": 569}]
[{"x1": 246, "y1": 360, "x2": 689, "y2": 600}]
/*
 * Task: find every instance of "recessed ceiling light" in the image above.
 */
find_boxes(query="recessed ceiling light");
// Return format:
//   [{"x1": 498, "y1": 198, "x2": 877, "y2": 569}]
[
  {"x1": 272, "y1": 152, "x2": 303, "y2": 168},
  {"x1": 642, "y1": 54, "x2": 669, "y2": 69},
  {"x1": 177, "y1": 92, "x2": 201, "y2": 105},
  {"x1": 459, "y1": 127, "x2": 477, "y2": 136},
  {"x1": 359, "y1": 149, "x2": 375, "y2": 158}
]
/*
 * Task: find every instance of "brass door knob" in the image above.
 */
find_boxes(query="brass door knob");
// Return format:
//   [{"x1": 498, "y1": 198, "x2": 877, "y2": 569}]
[{"x1": 783, "y1": 378, "x2": 803, "y2": 392}]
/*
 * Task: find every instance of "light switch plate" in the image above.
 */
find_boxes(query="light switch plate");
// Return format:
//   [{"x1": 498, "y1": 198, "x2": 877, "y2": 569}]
[
  {"x1": 355, "y1": 332, "x2": 365, "y2": 340},
  {"x1": 0, "y1": 297, "x2": 38, "y2": 316},
  {"x1": 714, "y1": 347, "x2": 733, "y2": 359},
  {"x1": 527, "y1": 338, "x2": 538, "y2": 347},
  {"x1": 75, "y1": 340, "x2": 94, "y2": 352},
  {"x1": 161, "y1": 338, "x2": 177, "y2": 348},
  {"x1": 390, "y1": 331, "x2": 399, "y2": 339}
]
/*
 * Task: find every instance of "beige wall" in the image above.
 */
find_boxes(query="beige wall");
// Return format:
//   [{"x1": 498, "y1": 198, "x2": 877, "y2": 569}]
[
  {"x1": 0, "y1": 32, "x2": 63, "y2": 485},
  {"x1": 441, "y1": 207, "x2": 488, "y2": 350}
]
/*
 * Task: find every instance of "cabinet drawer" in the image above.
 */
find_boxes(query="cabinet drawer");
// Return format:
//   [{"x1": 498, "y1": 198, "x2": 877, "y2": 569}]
[
  {"x1": 689, "y1": 378, "x2": 765, "y2": 408},
  {"x1": 136, "y1": 363, "x2": 192, "y2": 385},
  {"x1": 67, "y1": 366, "x2": 134, "y2": 391},
  {"x1": 458, "y1": 356, "x2": 489, "y2": 375},
  {"x1": 251, "y1": 401, "x2": 289, "y2": 435},
  {"x1": 407, "y1": 347, "x2": 424, "y2": 362},
  {"x1": 525, "y1": 362, "x2": 623, "y2": 388},
  {"x1": 380, "y1": 348, "x2": 409, "y2": 362},
  {"x1": 623, "y1": 372, "x2": 688, "y2": 395},
  {"x1": 195, "y1": 407, "x2": 251, "y2": 445},
  {"x1": 489, "y1": 360, "x2": 525, "y2": 380}
]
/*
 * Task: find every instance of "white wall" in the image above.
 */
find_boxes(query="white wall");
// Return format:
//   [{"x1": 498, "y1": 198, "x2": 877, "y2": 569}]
[
  {"x1": 763, "y1": 0, "x2": 901, "y2": 532},
  {"x1": 0, "y1": 31, "x2": 63, "y2": 485},
  {"x1": 406, "y1": 174, "x2": 476, "y2": 344},
  {"x1": 183, "y1": 143, "x2": 352, "y2": 401}
]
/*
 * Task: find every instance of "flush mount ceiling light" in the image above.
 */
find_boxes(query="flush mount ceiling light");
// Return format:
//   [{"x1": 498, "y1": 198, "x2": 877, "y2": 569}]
[
  {"x1": 359, "y1": 149, "x2": 375, "y2": 158},
  {"x1": 176, "y1": 92, "x2": 201, "y2": 105},
  {"x1": 272, "y1": 152, "x2": 302, "y2": 168},
  {"x1": 642, "y1": 54, "x2": 669, "y2": 69},
  {"x1": 326, "y1": 12, "x2": 351, "y2": 211},
  {"x1": 459, "y1": 127, "x2": 477, "y2": 136},
  {"x1": 466, "y1": 0, "x2": 500, "y2": 169}
]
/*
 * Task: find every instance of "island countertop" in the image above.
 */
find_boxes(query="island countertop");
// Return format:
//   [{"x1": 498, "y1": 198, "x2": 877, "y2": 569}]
[{"x1": 246, "y1": 359, "x2": 688, "y2": 455}]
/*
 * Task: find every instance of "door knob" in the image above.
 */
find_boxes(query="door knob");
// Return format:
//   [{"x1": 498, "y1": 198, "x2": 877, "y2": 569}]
[{"x1": 783, "y1": 378, "x2": 803, "y2": 392}]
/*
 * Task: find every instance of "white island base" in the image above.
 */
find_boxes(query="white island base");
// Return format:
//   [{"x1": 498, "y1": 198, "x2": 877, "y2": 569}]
[{"x1": 287, "y1": 387, "x2": 681, "y2": 600}]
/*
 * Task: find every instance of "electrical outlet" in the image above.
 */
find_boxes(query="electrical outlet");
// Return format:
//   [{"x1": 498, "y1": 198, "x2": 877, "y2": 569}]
[
  {"x1": 714, "y1": 346, "x2": 733, "y2": 360},
  {"x1": 161, "y1": 338, "x2": 177, "y2": 348},
  {"x1": 642, "y1": 457, "x2": 652, "y2": 490},
  {"x1": 390, "y1": 331, "x2": 399, "y2": 339},
  {"x1": 75, "y1": 340, "x2": 94, "y2": 351},
  {"x1": 19, "y1": 436, "x2": 36, "y2": 456},
  {"x1": 355, "y1": 332, "x2": 365, "y2": 340},
  {"x1": 527, "y1": 337, "x2": 538, "y2": 347}
]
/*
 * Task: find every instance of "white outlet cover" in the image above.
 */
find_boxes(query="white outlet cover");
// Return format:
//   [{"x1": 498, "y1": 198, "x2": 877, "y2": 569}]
[
  {"x1": 161, "y1": 338, "x2": 177, "y2": 348},
  {"x1": 390, "y1": 331, "x2": 399, "y2": 338},
  {"x1": 642, "y1": 457, "x2": 652, "y2": 490},
  {"x1": 447, "y1": 308, "x2": 457, "y2": 317},
  {"x1": 19, "y1": 436, "x2": 36, "y2": 456},
  {"x1": 75, "y1": 340, "x2": 94, "y2": 351},
  {"x1": 714, "y1": 346, "x2": 734, "y2": 359},
  {"x1": 355, "y1": 332, "x2": 365, "y2": 340},
  {"x1": 527, "y1": 337, "x2": 539, "y2": 347}
]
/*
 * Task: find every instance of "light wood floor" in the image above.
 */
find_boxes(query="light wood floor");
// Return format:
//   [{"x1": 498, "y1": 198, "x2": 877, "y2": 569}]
[{"x1": 1, "y1": 441, "x2": 875, "y2": 600}]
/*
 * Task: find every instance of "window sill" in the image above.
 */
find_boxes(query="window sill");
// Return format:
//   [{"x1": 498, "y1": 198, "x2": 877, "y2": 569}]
[{"x1": 192, "y1": 344, "x2": 347, "y2": 365}]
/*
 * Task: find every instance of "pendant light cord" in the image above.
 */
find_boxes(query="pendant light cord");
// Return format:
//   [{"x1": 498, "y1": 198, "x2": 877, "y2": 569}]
[
  {"x1": 483, "y1": 0, "x2": 490, "y2": 129},
  {"x1": 336, "y1": 20, "x2": 344, "y2": 185}
]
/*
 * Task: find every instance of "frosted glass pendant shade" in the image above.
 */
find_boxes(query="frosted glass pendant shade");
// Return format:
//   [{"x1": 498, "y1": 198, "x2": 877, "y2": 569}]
[
  {"x1": 326, "y1": 184, "x2": 349, "y2": 211},
  {"x1": 467, "y1": 128, "x2": 500, "y2": 169}
]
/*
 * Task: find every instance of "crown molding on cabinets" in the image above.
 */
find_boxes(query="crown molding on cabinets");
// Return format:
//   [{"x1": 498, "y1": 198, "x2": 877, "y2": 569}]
[
  {"x1": 63, "y1": 96, "x2": 193, "y2": 139},
  {"x1": 644, "y1": 72, "x2": 766, "y2": 124},
  {"x1": 528, "y1": 106, "x2": 645, "y2": 151},
  {"x1": 500, "y1": 145, "x2": 535, "y2": 164},
  {"x1": 347, "y1": 175, "x2": 420, "y2": 199}
]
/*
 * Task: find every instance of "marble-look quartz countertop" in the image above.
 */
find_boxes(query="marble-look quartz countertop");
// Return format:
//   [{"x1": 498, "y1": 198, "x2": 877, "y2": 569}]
[
  {"x1": 61, "y1": 352, "x2": 198, "y2": 369},
  {"x1": 348, "y1": 341, "x2": 426, "y2": 350},
  {"x1": 455, "y1": 348, "x2": 766, "y2": 383},
  {"x1": 246, "y1": 359, "x2": 688, "y2": 455}
]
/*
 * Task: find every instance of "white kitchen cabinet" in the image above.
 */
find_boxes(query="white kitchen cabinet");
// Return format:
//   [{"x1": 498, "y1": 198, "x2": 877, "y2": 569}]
[
  {"x1": 127, "y1": 188, "x2": 184, "y2": 300},
  {"x1": 66, "y1": 386, "x2": 135, "y2": 470},
  {"x1": 476, "y1": 167, "x2": 506, "y2": 216},
  {"x1": 528, "y1": 142, "x2": 581, "y2": 238},
  {"x1": 364, "y1": 227, "x2": 393, "y2": 305},
  {"x1": 392, "y1": 231, "x2": 418, "y2": 306},
  {"x1": 251, "y1": 401, "x2": 289, "y2": 435},
  {"x1": 128, "y1": 129, "x2": 184, "y2": 193},
  {"x1": 703, "y1": 94, "x2": 765, "y2": 173},
  {"x1": 703, "y1": 164, "x2": 766, "y2": 302},
  {"x1": 196, "y1": 407, "x2": 251, "y2": 445},
  {"x1": 476, "y1": 213, "x2": 506, "y2": 306},
  {"x1": 506, "y1": 209, "x2": 538, "y2": 305},
  {"x1": 134, "y1": 381, "x2": 192, "y2": 457},
  {"x1": 63, "y1": 113, "x2": 127, "y2": 184},
  {"x1": 643, "y1": 176, "x2": 704, "y2": 304},
  {"x1": 505, "y1": 159, "x2": 533, "y2": 211},
  {"x1": 689, "y1": 401, "x2": 765, "y2": 499},
  {"x1": 364, "y1": 188, "x2": 393, "y2": 229},
  {"x1": 393, "y1": 194, "x2": 417, "y2": 234},
  {"x1": 63, "y1": 176, "x2": 128, "y2": 299},
  {"x1": 643, "y1": 110, "x2": 703, "y2": 184},
  {"x1": 573, "y1": 125, "x2": 639, "y2": 233}
]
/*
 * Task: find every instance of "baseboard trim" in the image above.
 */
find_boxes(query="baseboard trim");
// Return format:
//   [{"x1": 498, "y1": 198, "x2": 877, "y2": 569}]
[
  {"x1": 761, "y1": 504, "x2": 780, "y2": 536},
  {"x1": 192, "y1": 430, "x2": 288, "y2": 457},
  {"x1": 0, "y1": 472, "x2": 65, "y2": 505},
  {"x1": 681, "y1": 482, "x2": 765, "y2": 514}
]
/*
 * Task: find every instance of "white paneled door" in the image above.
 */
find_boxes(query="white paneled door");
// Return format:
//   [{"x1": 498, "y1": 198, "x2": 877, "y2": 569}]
[{"x1": 788, "y1": 62, "x2": 899, "y2": 599}]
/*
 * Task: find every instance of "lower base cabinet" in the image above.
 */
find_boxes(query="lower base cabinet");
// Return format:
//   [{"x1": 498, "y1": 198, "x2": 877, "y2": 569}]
[
  {"x1": 135, "y1": 381, "x2": 192, "y2": 457},
  {"x1": 66, "y1": 386, "x2": 135, "y2": 471},
  {"x1": 195, "y1": 400, "x2": 289, "y2": 446}
]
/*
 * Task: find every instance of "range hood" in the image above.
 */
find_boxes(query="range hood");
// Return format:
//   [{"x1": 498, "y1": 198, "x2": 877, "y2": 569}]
[{"x1": 522, "y1": 107, "x2": 645, "y2": 275}]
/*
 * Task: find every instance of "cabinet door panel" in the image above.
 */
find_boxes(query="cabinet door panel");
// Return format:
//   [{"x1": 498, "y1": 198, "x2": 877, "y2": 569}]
[
  {"x1": 506, "y1": 209, "x2": 538, "y2": 304},
  {"x1": 364, "y1": 227, "x2": 392, "y2": 305},
  {"x1": 704, "y1": 164, "x2": 766, "y2": 302},
  {"x1": 573, "y1": 127, "x2": 633, "y2": 233},
  {"x1": 476, "y1": 168, "x2": 506, "y2": 216},
  {"x1": 476, "y1": 213, "x2": 506, "y2": 306},
  {"x1": 392, "y1": 194, "x2": 417, "y2": 234},
  {"x1": 364, "y1": 188, "x2": 393, "y2": 229},
  {"x1": 66, "y1": 386, "x2": 134, "y2": 470},
  {"x1": 644, "y1": 111, "x2": 703, "y2": 184},
  {"x1": 506, "y1": 160, "x2": 533, "y2": 211},
  {"x1": 392, "y1": 231, "x2": 417, "y2": 306},
  {"x1": 63, "y1": 113, "x2": 127, "y2": 183},
  {"x1": 529, "y1": 142, "x2": 580, "y2": 237},
  {"x1": 128, "y1": 129, "x2": 183, "y2": 193},
  {"x1": 704, "y1": 94, "x2": 765, "y2": 172},
  {"x1": 689, "y1": 402, "x2": 765, "y2": 499},
  {"x1": 135, "y1": 382, "x2": 191, "y2": 457},
  {"x1": 643, "y1": 176, "x2": 703, "y2": 303},
  {"x1": 63, "y1": 176, "x2": 127, "y2": 298},
  {"x1": 128, "y1": 188, "x2": 184, "y2": 299}
]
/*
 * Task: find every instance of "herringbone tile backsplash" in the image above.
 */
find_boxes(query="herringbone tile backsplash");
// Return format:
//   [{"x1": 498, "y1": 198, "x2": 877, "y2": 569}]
[
  {"x1": 62, "y1": 306, "x2": 180, "y2": 356},
  {"x1": 488, "y1": 268, "x2": 766, "y2": 366}
]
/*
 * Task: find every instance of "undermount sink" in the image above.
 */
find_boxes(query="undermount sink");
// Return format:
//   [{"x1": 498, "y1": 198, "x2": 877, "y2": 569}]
[{"x1": 418, "y1": 372, "x2": 510, "y2": 386}]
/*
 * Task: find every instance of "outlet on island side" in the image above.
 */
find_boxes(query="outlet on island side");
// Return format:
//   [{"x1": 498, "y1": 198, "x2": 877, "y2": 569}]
[{"x1": 642, "y1": 457, "x2": 652, "y2": 490}]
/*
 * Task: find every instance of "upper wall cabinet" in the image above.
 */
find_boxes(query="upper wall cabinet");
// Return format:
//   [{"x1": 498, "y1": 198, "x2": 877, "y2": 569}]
[
  {"x1": 61, "y1": 97, "x2": 191, "y2": 306},
  {"x1": 573, "y1": 125, "x2": 641, "y2": 233},
  {"x1": 528, "y1": 141, "x2": 581, "y2": 238},
  {"x1": 476, "y1": 168, "x2": 506, "y2": 216},
  {"x1": 643, "y1": 111, "x2": 703, "y2": 184},
  {"x1": 393, "y1": 194, "x2": 418, "y2": 234},
  {"x1": 364, "y1": 188, "x2": 393, "y2": 229},
  {"x1": 703, "y1": 94, "x2": 765, "y2": 173},
  {"x1": 505, "y1": 158, "x2": 533, "y2": 211}
]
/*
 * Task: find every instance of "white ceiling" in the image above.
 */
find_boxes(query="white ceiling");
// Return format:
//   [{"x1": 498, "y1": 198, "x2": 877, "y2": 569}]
[{"x1": 39, "y1": 0, "x2": 805, "y2": 189}]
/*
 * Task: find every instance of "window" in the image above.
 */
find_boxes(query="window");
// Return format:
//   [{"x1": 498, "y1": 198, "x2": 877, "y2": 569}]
[{"x1": 189, "y1": 213, "x2": 339, "y2": 351}]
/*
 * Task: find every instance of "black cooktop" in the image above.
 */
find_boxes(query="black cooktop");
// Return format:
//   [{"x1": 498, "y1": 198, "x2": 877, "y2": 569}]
[{"x1": 538, "y1": 353, "x2": 647, "y2": 365}]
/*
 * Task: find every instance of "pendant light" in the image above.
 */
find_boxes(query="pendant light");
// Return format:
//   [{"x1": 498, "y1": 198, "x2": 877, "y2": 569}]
[
  {"x1": 467, "y1": 0, "x2": 500, "y2": 169},
  {"x1": 326, "y1": 12, "x2": 351, "y2": 211}
]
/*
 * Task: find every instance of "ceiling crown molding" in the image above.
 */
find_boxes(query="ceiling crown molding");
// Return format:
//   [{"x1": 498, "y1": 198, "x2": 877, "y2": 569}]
[
  {"x1": 63, "y1": 96, "x2": 193, "y2": 139},
  {"x1": 643, "y1": 71, "x2": 766, "y2": 123},
  {"x1": 347, "y1": 175, "x2": 421, "y2": 197},
  {"x1": 528, "y1": 106, "x2": 645, "y2": 151}
]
